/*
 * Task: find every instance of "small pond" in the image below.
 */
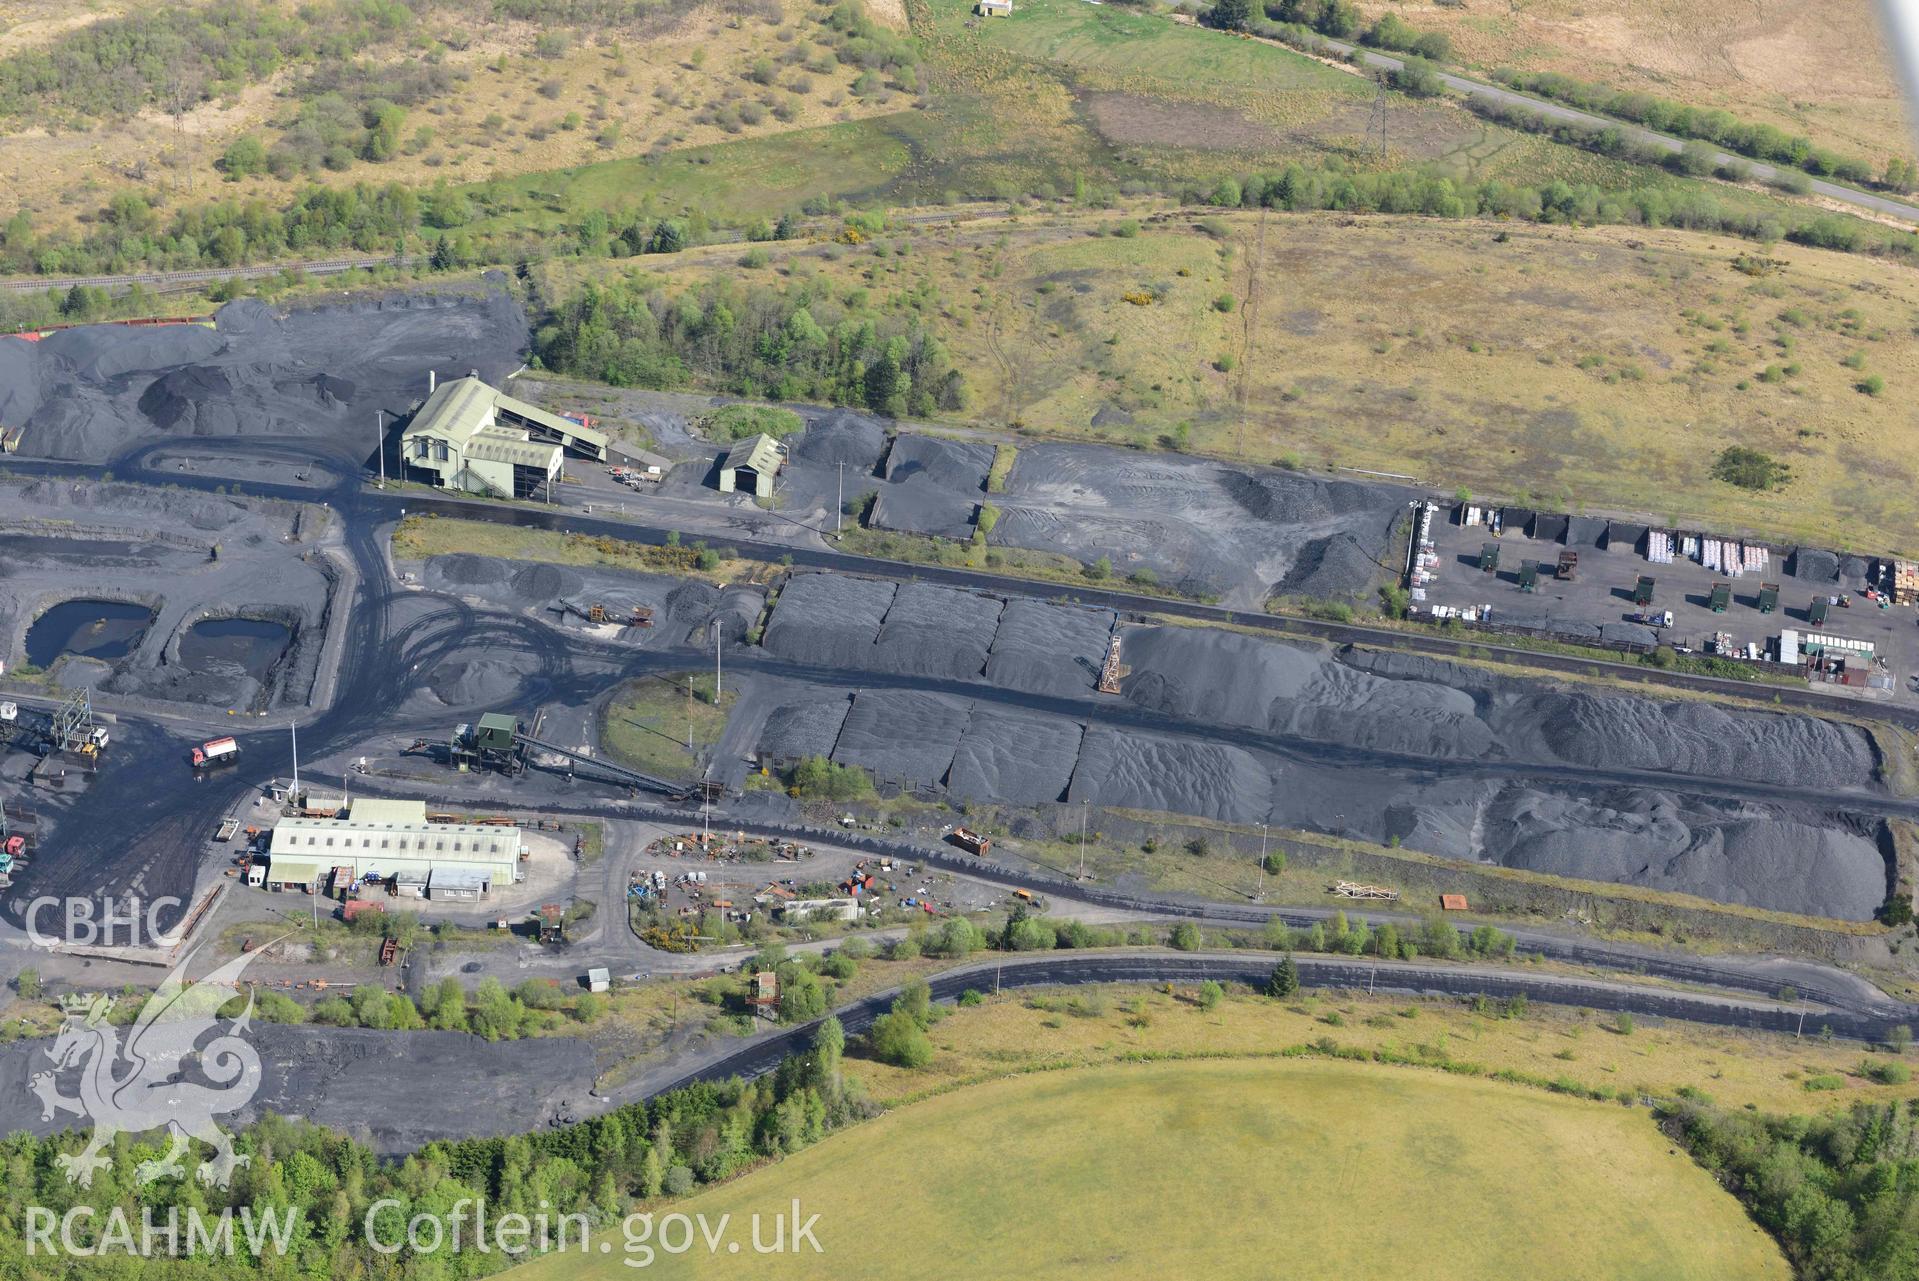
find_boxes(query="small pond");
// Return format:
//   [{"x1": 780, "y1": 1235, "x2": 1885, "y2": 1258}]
[
  {"x1": 178, "y1": 617, "x2": 292, "y2": 681},
  {"x1": 24, "y1": 600, "x2": 155, "y2": 668}
]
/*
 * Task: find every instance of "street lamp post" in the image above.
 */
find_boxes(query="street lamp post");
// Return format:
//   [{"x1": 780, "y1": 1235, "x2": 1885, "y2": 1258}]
[
  {"x1": 1257, "y1": 823, "x2": 1268, "y2": 902},
  {"x1": 1077, "y1": 801, "x2": 1090, "y2": 880}
]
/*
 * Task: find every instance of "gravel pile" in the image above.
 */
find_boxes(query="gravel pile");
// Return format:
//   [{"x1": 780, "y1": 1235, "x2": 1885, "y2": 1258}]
[
  {"x1": 705, "y1": 586, "x2": 764, "y2": 644},
  {"x1": 984, "y1": 600, "x2": 1114, "y2": 696},
  {"x1": 1121, "y1": 627, "x2": 1491, "y2": 757},
  {"x1": 759, "y1": 694, "x2": 853, "y2": 761},
  {"x1": 1566, "y1": 516, "x2": 1608, "y2": 547},
  {"x1": 421, "y1": 656, "x2": 525, "y2": 709},
  {"x1": 1787, "y1": 548, "x2": 1870, "y2": 584},
  {"x1": 883, "y1": 434, "x2": 991, "y2": 489},
  {"x1": 1479, "y1": 788, "x2": 1886, "y2": 920},
  {"x1": 1119, "y1": 626, "x2": 1882, "y2": 790},
  {"x1": 786, "y1": 412, "x2": 889, "y2": 471},
  {"x1": 0, "y1": 293, "x2": 529, "y2": 461},
  {"x1": 432, "y1": 554, "x2": 511, "y2": 588},
  {"x1": 831, "y1": 691, "x2": 971, "y2": 786},
  {"x1": 871, "y1": 582, "x2": 1002, "y2": 678},
  {"x1": 762, "y1": 573, "x2": 897, "y2": 669},
  {"x1": 763, "y1": 573, "x2": 1106, "y2": 687},
  {"x1": 1273, "y1": 532, "x2": 1390, "y2": 600},
  {"x1": 1122, "y1": 625, "x2": 1323, "y2": 725},
  {"x1": 887, "y1": 443, "x2": 1412, "y2": 607},
  {"x1": 1513, "y1": 693, "x2": 1878, "y2": 789},
  {"x1": 868, "y1": 487, "x2": 979, "y2": 539},
  {"x1": 511, "y1": 564, "x2": 585, "y2": 603},
  {"x1": 1066, "y1": 725, "x2": 1273, "y2": 824},
  {"x1": 947, "y1": 707, "x2": 1083, "y2": 805},
  {"x1": 1286, "y1": 662, "x2": 1496, "y2": 758},
  {"x1": 1789, "y1": 547, "x2": 1839, "y2": 581}
]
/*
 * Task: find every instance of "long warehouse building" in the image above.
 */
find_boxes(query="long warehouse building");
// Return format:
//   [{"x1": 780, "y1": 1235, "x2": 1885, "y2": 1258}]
[{"x1": 264, "y1": 798, "x2": 524, "y2": 897}]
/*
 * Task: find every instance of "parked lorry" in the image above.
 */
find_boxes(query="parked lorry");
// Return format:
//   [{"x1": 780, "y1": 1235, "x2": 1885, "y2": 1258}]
[
  {"x1": 192, "y1": 736, "x2": 239, "y2": 770},
  {"x1": 1629, "y1": 610, "x2": 1674, "y2": 628}
]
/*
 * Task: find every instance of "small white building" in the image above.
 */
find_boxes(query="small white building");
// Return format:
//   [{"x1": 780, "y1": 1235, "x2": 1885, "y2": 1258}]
[{"x1": 977, "y1": 0, "x2": 1012, "y2": 14}]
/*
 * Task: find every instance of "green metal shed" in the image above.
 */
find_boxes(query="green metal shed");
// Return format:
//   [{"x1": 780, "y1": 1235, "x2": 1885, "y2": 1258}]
[{"x1": 475, "y1": 713, "x2": 517, "y2": 753}]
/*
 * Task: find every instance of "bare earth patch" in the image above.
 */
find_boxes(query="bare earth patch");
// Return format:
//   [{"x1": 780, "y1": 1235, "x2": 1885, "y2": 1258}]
[
  {"x1": 0, "y1": 0, "x2": 121, "y2": 57},
  {"x1": 1084, "y1": 92, "x2": 1288, "y2": 150},
  {"x1": 865, "y1": 0, "x2": 908, "y2": 30}
]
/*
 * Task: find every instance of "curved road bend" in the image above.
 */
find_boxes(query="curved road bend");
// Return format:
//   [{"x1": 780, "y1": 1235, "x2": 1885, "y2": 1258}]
[{"x1": 608, "y1": 950, "x2": 1895, "y2": 1106}]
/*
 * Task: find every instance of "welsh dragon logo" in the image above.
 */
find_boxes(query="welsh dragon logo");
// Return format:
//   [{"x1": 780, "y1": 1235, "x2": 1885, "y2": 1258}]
[{"x1": 30, "y1": 946, "x2": 267, "y2": 1188}]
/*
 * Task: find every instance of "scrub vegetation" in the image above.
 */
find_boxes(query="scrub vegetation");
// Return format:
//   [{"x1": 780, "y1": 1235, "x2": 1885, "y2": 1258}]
[{"x1": 538, "y1": 210, "x2": 1919, "y2": 554}]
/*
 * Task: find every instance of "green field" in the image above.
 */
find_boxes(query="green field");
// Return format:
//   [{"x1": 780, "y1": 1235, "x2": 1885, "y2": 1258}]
[
  {"x1": 599, "y1": 673, "x2": 733, "y2": 781},
  {"x1": 460, "y1": 0, "x2": 1666, "y2": 236},
  {"x1": 509, "y1": 1058, "x2": 1786, "y2": 1279},
  {"x1": 966, "y1": 0, "x2": 1362, "y2": 94}
]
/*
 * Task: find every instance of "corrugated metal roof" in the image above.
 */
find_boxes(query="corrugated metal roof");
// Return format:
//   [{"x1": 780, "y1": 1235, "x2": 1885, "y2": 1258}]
[
  {"x1": 405, "y1": 376, "x2": 496, "y2": 444},
  {"x1": 721, "y1": 433, "x2": 785, "y2": 477},
  {"x1": 348, "y1": 798, "x2": 429, "y2": 826},
  {"x1": 467, "y1": 431, "x2": 560, "y2": 469},
  {"x1": 497, "y1": 390, "x2": 608, "y2": 451},
  {"x1": 430, "y1": 866, "x2": 492, "y2": 888},
  {"x1": 270, "y1": 818, "x2": 520, "y2": 852},
  {"x1": 264, "y1": 858, "x2": 325, "y2": 883}
]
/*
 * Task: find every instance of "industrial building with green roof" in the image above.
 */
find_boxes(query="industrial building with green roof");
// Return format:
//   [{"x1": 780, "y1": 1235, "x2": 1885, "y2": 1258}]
[
  {"x1": 265, "y1": 796, "x2": 523, "y2": 897},
  {"x1": 400, "y1": 375, "x2": 609, "y2": 499},
  {"x1": 717, "y1": 433, "x2": 786, "y2": 499}
]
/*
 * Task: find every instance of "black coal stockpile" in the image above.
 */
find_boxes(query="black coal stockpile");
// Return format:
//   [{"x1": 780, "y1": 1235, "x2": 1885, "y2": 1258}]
[{"x1": 0, "y1": 292, "x2": 530, "y2": 461}]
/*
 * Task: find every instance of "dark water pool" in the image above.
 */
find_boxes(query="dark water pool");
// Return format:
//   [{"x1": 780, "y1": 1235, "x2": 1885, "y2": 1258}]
[
  {"x1": 24, "y1": 600, "x2": 154, "y2": 668},
  {"x1": 178, "y1": 617, "x2": 291, "y2": 680}
]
